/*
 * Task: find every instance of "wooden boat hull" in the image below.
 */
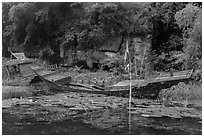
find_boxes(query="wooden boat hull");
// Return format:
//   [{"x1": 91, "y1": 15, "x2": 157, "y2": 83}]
[
  {"x1": 32, "y1": 68, "x2": 193, "y2": 98},
  {"x1": 34, "y1": 70, "x2": 132, "y2": 97},
  {"x1": 132, "y1": 77, "x2": 192, "y2": 98}
]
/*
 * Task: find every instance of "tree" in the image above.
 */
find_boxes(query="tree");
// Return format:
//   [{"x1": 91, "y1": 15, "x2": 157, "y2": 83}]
[
  {"x1": 2, "y1": 2, "x2": 17, "y2": 57},
  {"x1": 144, "y1": 2, "x2": 187, "y2": 71},
  {"x1": 175, "y1": 4, "x2": 202, "y2": 70},
  {"x1": 3, "y1": 2, "x2": 201, "y2": 73},
  {"x1": 4, "y1": 3, "x2": 76, "y2": 60}
]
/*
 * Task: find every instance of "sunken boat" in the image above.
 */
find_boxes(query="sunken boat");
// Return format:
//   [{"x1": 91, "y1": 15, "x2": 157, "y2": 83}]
[{"x1": 31, "y1": 67, "x2": 193, "y2": 98}]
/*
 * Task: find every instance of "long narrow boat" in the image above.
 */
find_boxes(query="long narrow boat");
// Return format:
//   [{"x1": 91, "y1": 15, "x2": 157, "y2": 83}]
[{"x1": 31, "y1": 68, "x2": 193, "y2": 98}]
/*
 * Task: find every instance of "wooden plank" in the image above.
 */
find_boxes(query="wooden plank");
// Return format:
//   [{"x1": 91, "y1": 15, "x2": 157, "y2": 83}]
[
  {"x1": 45, "y1": 74, "x2": 70, "y2": 82},
  {"x1": 55, "y1": 76, "x2": 72, "y2": 85},
  {"x1": 37, "y1": 70, "x2": 54, "y2": 76},
  {"x1": 113, "y1": 79, "x2": 146, "y2": 87},
  {"x1": 113, "y1": 70, "x2": 191, "y2": 87}
]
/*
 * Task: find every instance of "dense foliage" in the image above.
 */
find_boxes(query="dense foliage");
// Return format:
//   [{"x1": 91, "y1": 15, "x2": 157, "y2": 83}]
[
  {"x1": 175, "y1": 4, "x2": 202, "y2": 70},
  {"x1": 2, "y1": 2, "x2": 202, "y2": 73},
  {"x1": 158, "y1": 82, "x2": 202, "y2": 105}
]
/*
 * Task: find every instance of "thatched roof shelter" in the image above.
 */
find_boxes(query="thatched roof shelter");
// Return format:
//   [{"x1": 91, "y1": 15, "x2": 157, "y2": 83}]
[
  {"x1": 3, "y1": 52, "x2": 35, "y2": 66},
  {"x1": 3, "y1": 51, "x2": 35, "y2": 80}
]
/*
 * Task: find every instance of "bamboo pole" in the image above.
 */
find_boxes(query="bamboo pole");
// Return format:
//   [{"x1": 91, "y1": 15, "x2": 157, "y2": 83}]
[
  {"x1": 128, "y1": 56, "x2": 132, "y2": 108},
  {"x1": 128, "y1": 109, "x2": 131, "y2": 134},
  {"x1": 127, "y1": 38, "x2": 132, "y2": 134},
  {"x1": 125, "y1": 38, "x2": 132, "y2": 108}
]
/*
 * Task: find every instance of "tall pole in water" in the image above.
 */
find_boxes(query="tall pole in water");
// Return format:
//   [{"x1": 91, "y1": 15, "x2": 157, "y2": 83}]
[
  {"x1": 124, "y1": 38, "x2": 132, "y2": 134},
  {"x1": 126, "y1": 38, "x2": 132, "y2": 134},
  {"x1": 128, "y1": 40, "x2": 132, "y2": 110}
]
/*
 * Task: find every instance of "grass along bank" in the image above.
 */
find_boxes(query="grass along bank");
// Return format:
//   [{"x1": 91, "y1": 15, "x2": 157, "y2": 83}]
[
  {"x1": 158, "y1": 82, "x2": 202, "y2": 108},
  {"x1": 2, "y1": 86, "x2": 32, "y2": 100}
]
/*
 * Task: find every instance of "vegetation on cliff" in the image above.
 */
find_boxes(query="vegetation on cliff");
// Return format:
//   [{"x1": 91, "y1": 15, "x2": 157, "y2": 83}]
[{"x1": 2, "y1": 2, "x2": 202, "y2": 73}]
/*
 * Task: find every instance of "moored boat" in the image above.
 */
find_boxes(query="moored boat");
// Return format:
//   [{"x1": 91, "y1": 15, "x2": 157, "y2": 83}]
[
  {"x1": 3, "y1": 49, "x2": 68, "y2": 86},
  {"x1": 31, "y1": 67, "x2": 193, "y2": 98}
]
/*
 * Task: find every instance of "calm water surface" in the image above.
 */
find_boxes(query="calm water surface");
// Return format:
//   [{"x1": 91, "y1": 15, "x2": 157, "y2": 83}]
[{"x1": 2, "y1": 104, "x2": 202, "y2": 135}]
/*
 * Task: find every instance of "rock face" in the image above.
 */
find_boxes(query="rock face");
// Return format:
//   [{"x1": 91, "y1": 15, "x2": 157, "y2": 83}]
[{"x1": 99, "y1": 36, "x2": 123, "y2": 52}]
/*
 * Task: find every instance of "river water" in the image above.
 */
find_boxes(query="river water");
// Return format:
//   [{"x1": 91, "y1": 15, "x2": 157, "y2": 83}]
[{"x1": 2, "y1": 92, "x2": 202, "y2": 135}]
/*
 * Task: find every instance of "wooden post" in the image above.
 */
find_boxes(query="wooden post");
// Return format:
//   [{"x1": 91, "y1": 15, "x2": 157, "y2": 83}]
[
  {"x1": 127, "y1": 38, "x2": 132, "y2": 134},
  {"x1": 128, "y1": 39, "x2": 132, "y2": 109}
]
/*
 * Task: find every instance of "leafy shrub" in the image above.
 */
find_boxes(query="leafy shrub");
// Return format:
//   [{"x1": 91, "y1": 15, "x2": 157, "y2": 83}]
[
  {"x1": 191, "y1": 69, "x2": 202, "y2": 81},
  {"x1": 2, "y1": 86, "x2": 32, "y2": 100},
  {"x1": 158, "y1": 82, "x2": 202, "y2": 104}
]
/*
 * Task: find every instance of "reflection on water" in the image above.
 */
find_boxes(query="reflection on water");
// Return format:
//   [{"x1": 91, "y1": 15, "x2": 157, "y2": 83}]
[
  {"x1": 2, "y1": 104, "x2": 202, "y2": 135},
  {"x1": 2, "y1": 112, "x2": 107, "y2": 135}
]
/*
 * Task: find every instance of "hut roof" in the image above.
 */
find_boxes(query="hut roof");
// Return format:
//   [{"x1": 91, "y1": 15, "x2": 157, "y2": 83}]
[
  {"x1": 4, "y1": 52, "x2": 35, "y2": 66},
  {"x1": 11, "y1": 52, "x2": 27, "y2": 60},
  {"x1": 3, "y1": 58, "x2": 35, "y2": 66}
]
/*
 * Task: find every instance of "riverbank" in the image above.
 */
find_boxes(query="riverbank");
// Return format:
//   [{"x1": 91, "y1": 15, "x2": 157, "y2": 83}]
[
  {"x1": 2, "y1": 67, "x2": 201, "y2": 106},
  {"x1": 2, "y1": 66, "x2": 202, "y2": 134},
  {"x1": 2, "y1": 91, "x2": 202, "y2": 118}
]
